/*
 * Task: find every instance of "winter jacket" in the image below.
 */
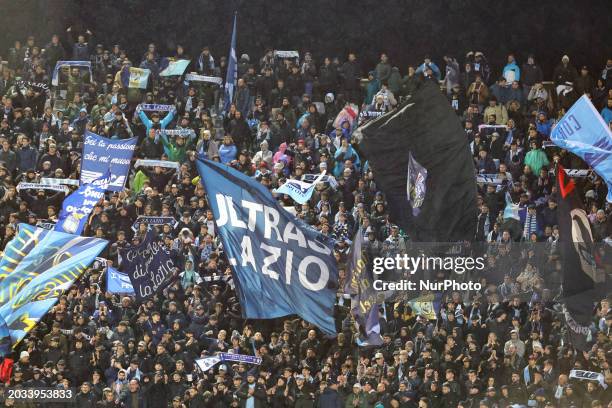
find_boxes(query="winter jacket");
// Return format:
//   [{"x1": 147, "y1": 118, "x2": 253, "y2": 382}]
[
  {"x1": 553, "y1": 63, "x2": 578, "y2": 86},
  {"x1": 138, "y1": 108, "x2": 175, "y2": 136},
  {"x1": 483, "y1": 104, "x2": 508, "y2": 125},
  {"x1": 219, "y1": 143, "x2": 237, "y2": 164},
  {"x1": 387, "y1": 67, "x2": 403, "y2": 95},
  {"x1": 317, "y1": 388, "x2": 343, "y2": 408},
  {"x1": 521, "y1": 62, "x2": 543, "y2": 87},
  {"x1": 524, "y1": 149, "x2": 550, "y2": 174},
  {"x1": 503, "y1": 62, "x2": 521, "y2": 83}
]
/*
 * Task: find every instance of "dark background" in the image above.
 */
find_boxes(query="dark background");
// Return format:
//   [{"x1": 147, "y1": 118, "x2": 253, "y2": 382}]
[{"x1": 1, "y1": 0, "x2": 611, "y2": 77}]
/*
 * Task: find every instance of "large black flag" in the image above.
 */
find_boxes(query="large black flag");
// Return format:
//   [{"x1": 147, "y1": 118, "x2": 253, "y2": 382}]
[
  {"x1": 557, "y1": 165, "x2": 600, "y2": 350},
  {"x1": 359, "y1": 78, "x2": 477, "y2": 242}
]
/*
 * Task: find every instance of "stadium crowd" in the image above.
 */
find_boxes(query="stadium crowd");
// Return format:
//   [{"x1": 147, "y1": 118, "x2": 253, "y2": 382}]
[{"x1": 0, "y1": 28, "x2": 611, "y2": 408}]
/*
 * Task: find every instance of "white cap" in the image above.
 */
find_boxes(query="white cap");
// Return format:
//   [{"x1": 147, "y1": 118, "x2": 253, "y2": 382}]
[
  {"x1": 20, "y1": 351, "x2": 29, "y2": 359},
  {"x1": 353, "y1": 383, "x2": 361, "y2": 389}
]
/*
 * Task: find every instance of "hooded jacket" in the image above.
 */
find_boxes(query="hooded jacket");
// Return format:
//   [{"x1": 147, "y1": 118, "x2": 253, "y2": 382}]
[{"x1": 253, "y1": 140, "x2": 273, "y2": 167}]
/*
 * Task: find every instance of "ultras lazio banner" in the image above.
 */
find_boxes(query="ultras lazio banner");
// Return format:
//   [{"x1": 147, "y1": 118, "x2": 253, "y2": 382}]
[{"x1": 196, "y1": 159, "x2": 339, "y2": 335}]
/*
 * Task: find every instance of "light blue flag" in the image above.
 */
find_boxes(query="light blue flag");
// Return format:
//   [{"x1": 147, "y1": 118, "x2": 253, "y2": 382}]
[
  {"x1": 55, "y1": 172, "x2": 110, "y2": 235},
  {"x1": 551, "y1": 95, "x2": 612, "y2": 202},
  {"x1": 223, "y1": 13, "x2": 238, "y2": 113},
  {"x1": 106, "y1": 266, "x2": 135, "y2": 295},
  {"x1": 0, "y1": 224, "x2": 107, "y2": 352},
  {"x1": 159, "y1": 59, "x2": 191, "y2": 77},
  {"x1": 274, "y1": 172, "x2": 326, "y2": 204},
  {"x1": 503, "y1": 192, "x2": 520, "y2": 220},
  {"x1": 128, "y1": 67, "x2": 150, "y2": 89},
  {"x1": 196, "y1": 158, "x2": 339, "y2": 335}
]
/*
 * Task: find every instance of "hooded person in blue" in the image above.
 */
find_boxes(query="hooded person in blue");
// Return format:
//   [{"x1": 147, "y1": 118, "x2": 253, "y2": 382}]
[
  {"x1": 333, "y1": 137, "x2": 360, "y2": 177},
  {"x1": 535, "y1": 112, "x2": 552, "y2": 137},
  {"x1": 503, "y1": 54, "x2": 521, "y2": 83},
  {"x1": 416, "y1": 56, "x2": 441, "y2": 81}
]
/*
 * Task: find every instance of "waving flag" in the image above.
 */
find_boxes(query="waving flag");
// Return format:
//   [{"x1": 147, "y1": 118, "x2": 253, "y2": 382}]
[
  {"x1": 0, "y1": 224, "x2": 107, "y2": 352},
  {"x1": 55, "y1": 172, "x2": 110, "y2": 235},
  {"x1": 551, "y1": 95, "x2": 612, "y2": 202},
  {"x1": 557, "y1": 165, "x2": 602, "y2": 350},
  {"x1": 359, "y1": 78, "x2": 477, "y2": 241},
  {"x1": 274, "y1": 172, "x2": 326, "y2": 204},
  {"x1": 121, "y1": 67, "x2": 150, "y2": 89},
  {"x1": 159, "y1": 58, "x2": 190, "y2": 77},
  {"x1": 106, "y1": 267, "x2": 135, "y2": 295},
  {"x1": 346, "y1": 228, "x2": 384, "y2": 347},
  {"x1": 196, "y1": 158, "x2": 339, "y2": 335},
  {"x1": 223, "y1": 12, "x2": 238, "y2": 113}
]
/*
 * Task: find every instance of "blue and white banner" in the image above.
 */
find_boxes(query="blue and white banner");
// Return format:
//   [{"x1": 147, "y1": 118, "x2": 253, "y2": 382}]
[
  {"x1": 131, "y1": 215, "x2": 178, "y2": 232},
  {"x1": 121, "y1": 67, "x2": 150, "y2": 89},
  {"x1": 196, "y1": 158, "x2": 339, "y2": 335},
  {"x1": 551, "y1": 95, "x2": 612, "y2": 202},
  {"x1": 195, "y1": 352, "x2": 262, "y2": 372},
  {"x1": 223, "y1": 13, "x2": 238, "y2": 113},
  {"x1": 162, "y1": 128, "x2": 196, "y2": 138},
  {"x1": 303, "y1": 174, "x2": 338, "y2": 189},
  {"x1": 569, "y1": 369, "x2": 607, "y2": 390},
  {"x1": 138, "y1": 104, "x2": 175, "y2": 112},
  {"x1": 159, "y1": 59, "x2": 190, "y2": 77},
  {"x1": 274, "y1": 50, "x2": 299, "y2": 59},
  {"x1": 55, "y1": 172, "x2": 110, "y2": 235},
  {"x1": 274, "y1": 172, "x2": 326, "y2": 204},
  {"x1": 185, "y1": 73, "x2": 223, "y2": 85},
  {"x1": 36, "y1": 221, "x2": 56, "y2": 230},
  {"x1": 118, "y1": 231, "x2": 175, "y2": 300},
  {"x1": 41, "y1": 177, "x2": 81, "y2": 187},
  {"x1": 16, "y1": 182, "x2": 68, "y2": 194},
  {"x1": 81, "y1": 131, "x2": 137, "y2": 192},
  {"x1": 51, "y1": 61, "x2": 92, "y2": 86},
  {"x1": 476, "y1": 174, "x2": 505, "y2": 184},
  {"x1": 106, "y1": 266, "x2": 135, "y2": 295},
  {"x1": 134, "y1": 159, "x2": 180, "y2": 171}
]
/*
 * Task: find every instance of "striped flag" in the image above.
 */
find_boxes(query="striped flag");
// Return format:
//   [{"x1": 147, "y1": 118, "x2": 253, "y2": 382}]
[{"x1": 223, "y1": 12, "x2": 238, "y2": 114}]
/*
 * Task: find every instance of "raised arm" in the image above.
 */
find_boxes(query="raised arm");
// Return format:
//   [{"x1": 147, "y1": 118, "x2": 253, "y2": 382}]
[{"x1": 160, "y1": 107, "x2": 176, "y2": 129}]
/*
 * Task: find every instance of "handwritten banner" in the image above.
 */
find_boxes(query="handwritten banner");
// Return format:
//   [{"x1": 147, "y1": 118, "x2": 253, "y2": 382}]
[{"x1": 118, "y1": 231, "x2": 175, "y2": 300}]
